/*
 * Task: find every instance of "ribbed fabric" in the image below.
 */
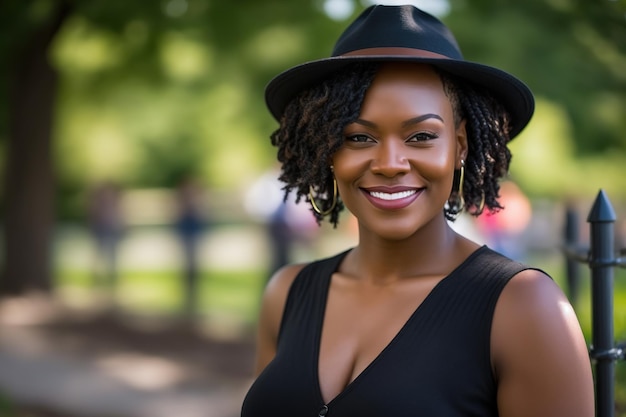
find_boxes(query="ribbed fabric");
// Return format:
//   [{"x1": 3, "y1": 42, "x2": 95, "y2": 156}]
[{"x1": 241, "y1": 246, "x2": 533, "y2": 417}]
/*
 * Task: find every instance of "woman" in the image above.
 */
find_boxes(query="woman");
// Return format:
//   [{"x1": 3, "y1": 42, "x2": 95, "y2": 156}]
[{"x1": 241, "y1": 5, "x2": 594, "y2": 417}]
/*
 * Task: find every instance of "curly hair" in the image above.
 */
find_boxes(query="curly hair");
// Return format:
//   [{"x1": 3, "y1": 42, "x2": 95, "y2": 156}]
[
  {"x1": 437, "y1": 69, "x2": 512, "y2": 221},
  {"x1": 270, "y1": 62, "x2": 512, "y2": 227}
]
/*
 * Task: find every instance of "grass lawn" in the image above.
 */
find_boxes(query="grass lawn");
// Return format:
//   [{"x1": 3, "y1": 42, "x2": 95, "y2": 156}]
[{"x1": 54, "y1": 267, "x2": 266, "y2": 326}]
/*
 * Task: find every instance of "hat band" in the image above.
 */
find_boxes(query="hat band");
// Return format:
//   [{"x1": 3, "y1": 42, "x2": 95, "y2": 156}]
[{"x1": 339, "y1": 47, "x2": 451, "y2": 59}]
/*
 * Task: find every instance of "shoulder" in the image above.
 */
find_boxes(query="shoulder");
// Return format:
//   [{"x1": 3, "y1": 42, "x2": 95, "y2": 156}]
[
  {"x1": 496, "y1": 268, "x2": 562, "y2": 312},
  {"x1": 265, "y1": 263, "x2": 306, "y2": 299},
  {"x1": 260, "y1": 250, "x2": 348, "y2": 333},
  {"x1": 492, "y1": 268, "x2": 578, "y2": 334},
  {"x1": 491, "y1": 269, "x2": 594, "y2": 417},
  {"x1": 492, "y1": 268, "x2": 578, "y2": 356},
  {"x1": 254, "y1": 262, "x2": 307, "y2": 374},
  {"x1": 261, "y1": 263, "x2": 308, "y2": 330}
]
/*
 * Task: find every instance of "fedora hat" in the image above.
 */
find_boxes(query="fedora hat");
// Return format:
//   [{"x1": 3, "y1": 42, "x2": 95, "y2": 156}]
[{"x1": 265, "y1": 4, "x2": 534, "y2": 139}]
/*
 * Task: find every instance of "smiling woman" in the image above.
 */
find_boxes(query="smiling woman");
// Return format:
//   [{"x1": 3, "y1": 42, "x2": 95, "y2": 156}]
[{"x1": 241, "y1": 5, "x2": 594, "y2": 417}]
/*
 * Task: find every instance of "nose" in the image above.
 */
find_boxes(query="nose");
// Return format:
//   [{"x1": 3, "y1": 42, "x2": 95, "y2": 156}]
[{"x1": 370, "y1": 140, "x2": 411, "y2": 177}]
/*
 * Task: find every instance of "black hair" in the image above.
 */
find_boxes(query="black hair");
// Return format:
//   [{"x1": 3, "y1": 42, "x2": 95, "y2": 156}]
[{"x1": 270, "y1": 62, "x2": 512, "y2": 227}]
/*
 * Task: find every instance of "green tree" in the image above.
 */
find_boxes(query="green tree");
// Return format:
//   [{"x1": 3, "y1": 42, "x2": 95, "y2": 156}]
[
  {"x1": 447, "y1": 0, "x2": 626, "y2": 154},
  {"x1": 0, "y1": 0, "x2": 349, "y2": 295}
]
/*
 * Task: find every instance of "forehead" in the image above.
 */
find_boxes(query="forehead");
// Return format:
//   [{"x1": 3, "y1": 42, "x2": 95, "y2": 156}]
[{"x1": 359, "y1": 62, "x2": 452, "y2": 119}]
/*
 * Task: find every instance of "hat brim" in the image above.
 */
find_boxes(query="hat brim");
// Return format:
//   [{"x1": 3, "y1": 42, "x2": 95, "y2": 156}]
[{"x1": 265, "y1": 55, "x2": 534, "y2": 140}]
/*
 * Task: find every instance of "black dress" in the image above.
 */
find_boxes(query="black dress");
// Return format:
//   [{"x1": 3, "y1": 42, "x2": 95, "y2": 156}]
[{"x1": 241, "y1": 246, "x2": 534, "y2": 417}]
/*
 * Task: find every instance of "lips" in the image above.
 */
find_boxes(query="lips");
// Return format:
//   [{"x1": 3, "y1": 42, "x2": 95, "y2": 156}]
[{"x1": 362, "y1": 186, "x2": 423, "y2": 210}]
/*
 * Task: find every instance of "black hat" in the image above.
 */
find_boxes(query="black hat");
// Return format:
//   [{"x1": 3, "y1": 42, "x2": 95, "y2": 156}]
[{"x1": 265, "y1": 4, "x2": 534, "y2": 139}]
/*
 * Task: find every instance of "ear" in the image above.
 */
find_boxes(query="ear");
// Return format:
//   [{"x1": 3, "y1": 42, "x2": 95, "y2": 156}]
[{"x1": 455, "y1": 119, "x2": 468, "y2": 169}]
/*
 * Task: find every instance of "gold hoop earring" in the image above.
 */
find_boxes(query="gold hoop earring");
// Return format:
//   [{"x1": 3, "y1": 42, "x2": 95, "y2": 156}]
[
  {"x1": 446, "y1": 160, "x2": 465, "y2": 219},
  {"x1": 477, "y1": 192, "x2": 485, "y2": 213},
  {"x1": 309, "y1": 179, "x2": 337, "y2": 217},
  {"x1": 457, "y1": 160, "x2": 465, "y2": 209}
]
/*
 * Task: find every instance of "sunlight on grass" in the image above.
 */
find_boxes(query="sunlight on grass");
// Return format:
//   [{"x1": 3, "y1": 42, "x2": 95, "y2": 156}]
[
  {"x1": 55, "y1": 268, "x2": 265, "y2": 324},
  {"x1": 202, "y1": 272, "x2": 264, "y2": 320},
  {"x1": 116, "y1": 271, "x2": 181, "y2": 313}
]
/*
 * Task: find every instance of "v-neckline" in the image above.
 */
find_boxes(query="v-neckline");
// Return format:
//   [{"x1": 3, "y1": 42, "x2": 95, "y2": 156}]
[{"x1": 313, "y1": 246, "x2": 486, "y2": 406}]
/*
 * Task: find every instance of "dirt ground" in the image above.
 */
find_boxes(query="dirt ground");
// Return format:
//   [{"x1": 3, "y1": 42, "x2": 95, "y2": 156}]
[{"x1": 0, "y1": 296, "x2": 256, "y2": 417}]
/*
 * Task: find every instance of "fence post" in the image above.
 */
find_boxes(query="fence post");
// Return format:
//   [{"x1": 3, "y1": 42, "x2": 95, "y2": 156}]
[{"x1": 588, "y1": 189, "x2": 618, "y2": 417}]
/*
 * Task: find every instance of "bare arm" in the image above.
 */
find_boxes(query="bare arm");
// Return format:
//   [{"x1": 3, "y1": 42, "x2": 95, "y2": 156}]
[
  {"x1": 492, "y1": 269, "x2": 595, "y2": 417},
  {"x1": 254, "y1": 263, "x2": 306, "y2": 375}
]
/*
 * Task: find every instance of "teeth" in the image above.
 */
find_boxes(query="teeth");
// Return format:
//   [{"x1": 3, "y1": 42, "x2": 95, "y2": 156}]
[{"x1": 369, "y1": 190, "x2": 417, "y2": 201}]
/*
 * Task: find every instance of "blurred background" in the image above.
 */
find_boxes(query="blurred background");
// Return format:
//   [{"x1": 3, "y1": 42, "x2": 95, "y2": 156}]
[{"x1": 0, "y1": 0, "x2": 625, "y2": 416}]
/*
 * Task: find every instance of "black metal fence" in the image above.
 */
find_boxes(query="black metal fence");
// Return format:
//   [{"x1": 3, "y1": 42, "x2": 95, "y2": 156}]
[{"x1": 563, "y1": 190, "x2": 626, "y2": 417}]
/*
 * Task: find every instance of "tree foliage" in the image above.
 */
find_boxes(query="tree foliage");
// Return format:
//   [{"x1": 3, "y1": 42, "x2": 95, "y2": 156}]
[
  {"x1": 447, "y1": 0, "x2": 626, "y2": 154},
  {"x1": 0, "y1": 0, "x2": 624, "y2": 293}
]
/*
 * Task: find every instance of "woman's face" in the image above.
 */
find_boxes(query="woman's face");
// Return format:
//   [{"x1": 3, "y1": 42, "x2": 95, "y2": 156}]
[{"x1": 331, "y1": 63, "x2": 467, "y2": 241}]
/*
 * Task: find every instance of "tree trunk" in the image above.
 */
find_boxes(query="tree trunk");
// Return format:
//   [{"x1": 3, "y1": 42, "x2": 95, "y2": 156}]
[{"x1": 0, "y1": 3, "x2": 70, "y2": 295}]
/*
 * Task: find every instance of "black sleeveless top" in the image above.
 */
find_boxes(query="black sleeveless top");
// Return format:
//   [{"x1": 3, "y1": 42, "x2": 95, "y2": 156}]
[{"x1": 241, "y1": 246, "x2": 532, "y2": 417}]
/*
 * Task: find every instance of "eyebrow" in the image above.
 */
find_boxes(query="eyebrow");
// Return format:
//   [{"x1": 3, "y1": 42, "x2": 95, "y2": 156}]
[
  {"x1": 353, "y1": 113, "x2": 444, "y2": 128},
  {"x1": 402, "y1": 113, "x2": 444, "y2": 127}
]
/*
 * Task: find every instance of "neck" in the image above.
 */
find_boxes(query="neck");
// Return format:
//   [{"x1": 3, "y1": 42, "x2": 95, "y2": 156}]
[{"x1": 346, "y1": 216, "x2": 474, "y2": 285}]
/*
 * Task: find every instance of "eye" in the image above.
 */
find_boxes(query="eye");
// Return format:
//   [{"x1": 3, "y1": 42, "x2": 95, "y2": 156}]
[
  {"x1": 346, "y1": 134, "x2": 375, "y2": 143},
  {"x1": 407, "y1": 131, "x2": 439, "y2": 142}
]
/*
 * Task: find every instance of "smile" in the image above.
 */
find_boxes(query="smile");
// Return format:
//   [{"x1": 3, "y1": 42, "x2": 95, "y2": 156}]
[
  {"x1": 369, "y1": 190, "x2": 417, "y2": 201},
  {"x1": 362, "y1": 187, "x2": 423, "y2": 210}
]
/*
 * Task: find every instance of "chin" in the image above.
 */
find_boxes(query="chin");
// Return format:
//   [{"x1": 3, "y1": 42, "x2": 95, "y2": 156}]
[{"x1": 359, "y1": 217, "x2": 432, "y2": 241}]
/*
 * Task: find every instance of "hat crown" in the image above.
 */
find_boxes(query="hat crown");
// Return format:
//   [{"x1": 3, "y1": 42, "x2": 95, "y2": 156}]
[
  {"x1": 265, "y1": 4, "x2": 534, "y2": 139},
  {"x1": 332, "y1": 5, "x2": 463, "y2": 60}
]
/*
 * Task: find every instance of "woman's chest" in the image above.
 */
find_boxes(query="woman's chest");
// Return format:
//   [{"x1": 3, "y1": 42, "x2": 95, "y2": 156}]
[{"x1": 318, "y1": 275, "x2": 445, "y2": 404}]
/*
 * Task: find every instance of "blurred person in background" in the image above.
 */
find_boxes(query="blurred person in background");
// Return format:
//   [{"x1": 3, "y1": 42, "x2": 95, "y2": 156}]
[
  {"x1": 241, "y1": 5, "x2": 593, "y2": 417},
  {"x1": 244, "y1": 166, "x2": 318, "y2": 282},
  {"x1": 174, "y1": 176, "x2": 210, "y2": 317},
  {"x1": 87, "y1": 181, "x2": 124, "y2": 295}
]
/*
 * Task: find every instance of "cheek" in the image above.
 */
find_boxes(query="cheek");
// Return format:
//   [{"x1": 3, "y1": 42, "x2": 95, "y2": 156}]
[
  {"x1": 427, "y1": 154, "x2": 457, "y2": 197},
  {"x1": 331, "y1": 150, "x2": 368, "y2": 209},
  {"x1": 420, "y1": 152, "x2": 455, "y2": 181},
  {"x1": 331, "y1": 149, "x2": 368, "y2": 180}
]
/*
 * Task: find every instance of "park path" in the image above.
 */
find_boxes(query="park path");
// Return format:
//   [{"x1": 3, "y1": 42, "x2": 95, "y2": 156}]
[{"x1": 0, "y1": 296, "x2": 255, "y2": 417}]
